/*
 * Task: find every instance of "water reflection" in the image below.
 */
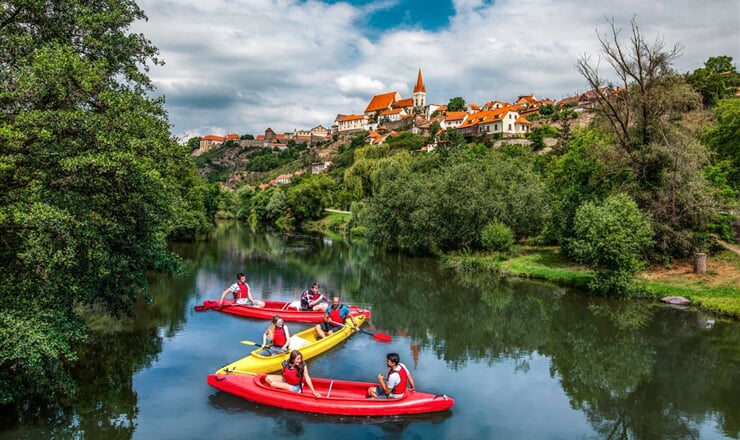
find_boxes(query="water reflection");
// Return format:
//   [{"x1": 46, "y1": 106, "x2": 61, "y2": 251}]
[
  {"x1": 1, "y1": 224, "x2": 737, "y2": 439},
  {"x1": 208, "y1": 391, "x2": 452, "y2": 438}
]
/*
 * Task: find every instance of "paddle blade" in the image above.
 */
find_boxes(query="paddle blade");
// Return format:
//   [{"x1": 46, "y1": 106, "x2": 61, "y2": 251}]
[
  {"x1": 373, "y1": 332, "x2": 392, "y2": 343},
  {"x1": 193, "y1": 305, "x2": 206, "y2": 312},
  {"x1": 240, "y1": 340, "x2": 260, "y2": 346}
]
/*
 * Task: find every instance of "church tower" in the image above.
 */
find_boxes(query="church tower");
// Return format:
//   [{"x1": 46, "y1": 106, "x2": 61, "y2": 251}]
[{"x1": 413, "y1": 68, "x2": 426, "y2": 109}]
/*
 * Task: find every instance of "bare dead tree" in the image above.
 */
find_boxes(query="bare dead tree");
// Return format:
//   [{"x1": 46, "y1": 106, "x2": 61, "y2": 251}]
[{"x1": 576, "y1": 16, "x2": 683, "y2": 150}]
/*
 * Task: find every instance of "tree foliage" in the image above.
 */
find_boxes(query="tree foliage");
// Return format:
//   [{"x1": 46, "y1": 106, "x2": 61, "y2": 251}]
[
  {"x1": 702, "y1": 98, "x2": 740, "y2": 196},
  {"x1": 0, "y1": 0, "x2": 210, "y2": 409},
  {"x1": 447, "y1": 96, "x2": 467, "y2": 112},
  {"x1": 575, "y1": 17, "x2": 716, "y2": 258},
  {"x1": 569, "y1": 194, "x2": 653, "y2": 296},
  {"x1": 287, "y1": 174, "x2": 336, "y2": 224},
  {"x1": 686, "y1": 56, "x2": 740, "y2": 107},
  {"x1": 362, "y1": 149, "x2": 550, "y2": 254}
]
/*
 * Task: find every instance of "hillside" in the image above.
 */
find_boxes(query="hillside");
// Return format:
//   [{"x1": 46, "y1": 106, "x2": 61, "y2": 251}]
[{"x1": 193, "y1": 140, "x2": 342, "y2": 188}]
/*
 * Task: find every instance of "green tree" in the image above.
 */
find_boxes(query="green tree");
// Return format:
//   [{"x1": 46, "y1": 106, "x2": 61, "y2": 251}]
[
  {"x1": 569, "y1": 194, "x2": 653, "y2": 296},
  {"x1": 527, "y1": 125, "x2": 558, "y2": 150},
  {"x1": 0, "y1": 0, "x2": 209, "y2": 409},
  {"x1": 235, "y1": 185, "x2": 256, "y2": 219},
  {"x1": 287, "y1": 174, "x2": 336, "y2": 225},
  {"x1": 575, "y1": 17, "x2": 716, "y2": 258},
  {"x1": 686, "y1": 56, "x2": 740, "y2": 107},
  {"x1": 447, "y1": 96, "x2": 467, "y2": 112},
  {"x1": 702, "y1": 98, "x2": 740, "y2": 194},
  {"x1": 363, "y1": 149, "x2": 549, "y2": 254},
  {"x1": 186, "y1": 136, "x2": 201, "y2": 151}
]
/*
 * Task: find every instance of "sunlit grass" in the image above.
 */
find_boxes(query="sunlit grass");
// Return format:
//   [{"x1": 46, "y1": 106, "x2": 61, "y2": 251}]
[{"x1": 445, "y1": 246, "x2": 740, "y2": 318}]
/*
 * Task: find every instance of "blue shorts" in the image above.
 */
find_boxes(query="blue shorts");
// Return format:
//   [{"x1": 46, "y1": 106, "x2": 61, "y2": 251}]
[
  {"x1": 374, "y1": 386, "x2": 402, "y2": 399},
  {"x1": 288, "y1": 383, "x2": 302, "y2": 393},
  {"x1": 235, "y1": 298, "x2": 254, "y2": 305},
  {"x1": 319, "y1": 322, "x2": 342, "y2": 333}
]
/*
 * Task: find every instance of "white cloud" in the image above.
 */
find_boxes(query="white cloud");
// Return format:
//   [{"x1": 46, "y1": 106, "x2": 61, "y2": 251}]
[
  {"x1": 132, "y1": 0, "x2": 740, "y2": 140},
  {"x1": 336, "y1": 75, "x2": 387, "y2": 98}
]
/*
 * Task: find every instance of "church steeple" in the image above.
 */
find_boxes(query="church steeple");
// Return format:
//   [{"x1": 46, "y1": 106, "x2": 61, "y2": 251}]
[
  {"x1": 413, "y1": 68, "x2": 426, "y2": 93},
  {"x1": 413, "y1": 68, "x2": 426, "y2": 109}
]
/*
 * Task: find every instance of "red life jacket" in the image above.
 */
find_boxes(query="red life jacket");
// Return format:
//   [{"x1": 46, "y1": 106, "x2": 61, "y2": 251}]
[
  {"x1": 282, "y1": 364, "x2": 302, "y2": 386},
  {"x1": 387, "y1": 366, "x2": 408, "y2": 396},
  {"x1": 328, "y1": 304, "x2": 344, "y2": 325},
  {"x1": 235, "y1": 281, "x2": 248, "y2": 300},
  {"x1": 272, "y1": 326, "x2": 287, "y2": 347}
]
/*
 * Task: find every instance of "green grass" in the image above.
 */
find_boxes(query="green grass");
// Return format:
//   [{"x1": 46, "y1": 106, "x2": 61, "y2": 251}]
[
  {"x1": 305, "y1": 211, "x2": 351, "y2": 237},
  {"x1": 444, "y1": 247, "x2": 594, "y2": 288},
  {"x1": 444, "y1": 246, "x2": 740, "y2": 319}
]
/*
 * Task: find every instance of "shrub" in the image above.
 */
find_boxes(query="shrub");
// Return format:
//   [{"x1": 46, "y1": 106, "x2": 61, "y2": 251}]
[
  {"x1": 568, "y1": 194, "x2": 653, "y2": 296},
  {"x1": 481, "y1": 221, "x2": 515, "y2": 252}
]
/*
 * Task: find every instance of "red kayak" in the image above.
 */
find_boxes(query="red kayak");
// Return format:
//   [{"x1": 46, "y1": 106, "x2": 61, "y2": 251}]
[
  {"x1": 194, "y1": 299, "x2": 369, "y2": 323},
  {"x1": 207, "y1": 373, "x2": 455, "y2": 416}
]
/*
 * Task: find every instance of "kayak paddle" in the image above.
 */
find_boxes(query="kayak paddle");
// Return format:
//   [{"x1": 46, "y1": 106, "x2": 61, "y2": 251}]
[
  {"x1": 240, "y1": 340, "x2": 264, "y2": 346},
  {"x1": 330, "y1": 320, "x2": 392, "y2": 342}
]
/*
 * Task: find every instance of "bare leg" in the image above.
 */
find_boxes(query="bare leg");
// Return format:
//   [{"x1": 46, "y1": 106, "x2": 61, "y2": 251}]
[
  {"x1": 266, "y1": 375, "x2": 293, "y2": 391},
  {"x1": 367, "y1": 386, "x2": 378, "y2": 398},
  {"x1": 315, "y1": 324, "x2": 326, "y2": 339}
]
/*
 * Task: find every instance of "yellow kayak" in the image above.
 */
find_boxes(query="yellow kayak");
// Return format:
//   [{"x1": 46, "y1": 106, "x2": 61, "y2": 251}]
[{"x1": 215, "y1": 311, "x2": 370, "y2": 375}]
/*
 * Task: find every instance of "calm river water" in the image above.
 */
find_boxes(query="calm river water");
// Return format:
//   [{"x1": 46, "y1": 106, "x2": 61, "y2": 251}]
[{"x1": 2, "y1": 222, "x2": 738, "y2": 439}]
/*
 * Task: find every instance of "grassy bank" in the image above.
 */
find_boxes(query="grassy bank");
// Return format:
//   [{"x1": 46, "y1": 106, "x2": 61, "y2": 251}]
[
  {"x1": 312, "y1": 212, "x2": 739, "y2": 318},
  {"x1": 305, "y1": 211, "x2": 351, "y2": 240},
  {"x1": 444, "y1": 247, "x2": 740, "y2": 319}
]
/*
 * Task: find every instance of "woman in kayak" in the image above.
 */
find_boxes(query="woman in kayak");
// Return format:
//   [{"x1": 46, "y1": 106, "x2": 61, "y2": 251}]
[
  {"x1": 266, "y1": 350, "x2": 321, "y2": 398},
  {"x1": 259, "y1": 315, "x2": 290, "y2": 355}
]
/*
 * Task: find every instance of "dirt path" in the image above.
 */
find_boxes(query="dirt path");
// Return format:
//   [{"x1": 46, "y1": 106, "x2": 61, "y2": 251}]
[{"x1": 713, "y1": 235, "x2": 740, "y2": 256}]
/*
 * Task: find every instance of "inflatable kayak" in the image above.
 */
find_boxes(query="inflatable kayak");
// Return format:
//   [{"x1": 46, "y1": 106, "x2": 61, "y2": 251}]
[
  {"x1": 215, "y1": 311, "x2": 370, "y2": 375},
  {"x1": 207, "y1": 373, "x2": 455, "y2": 416},
  {"x1": 194, "y1": 299, "x2": 369, "y2": 323}
]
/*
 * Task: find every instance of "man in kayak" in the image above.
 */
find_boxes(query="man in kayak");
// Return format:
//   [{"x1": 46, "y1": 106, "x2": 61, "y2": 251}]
[
  {"x1": 314, "y1": 295, "x2": 358, "y2": 339},
  {"x1": 299, "y1": 282, "x2": 328, "y2": 312},
  {"x1": 265, "y1": 350, "x2": 321, "y2": 398},
  {"x1": 218, "y1": 272, "x2": 265, "y2": 308},
  {"x1": 259, "y1": 315, "x2": 290, "y2": 355},
  {"x1": 367, "y1": 352, "x2": 416, "y2": 399}
]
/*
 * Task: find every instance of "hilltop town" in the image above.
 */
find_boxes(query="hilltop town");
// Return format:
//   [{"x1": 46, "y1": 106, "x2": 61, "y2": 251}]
[{"x1": 192, "y1": 69, "x2": 596, "y2": 187}]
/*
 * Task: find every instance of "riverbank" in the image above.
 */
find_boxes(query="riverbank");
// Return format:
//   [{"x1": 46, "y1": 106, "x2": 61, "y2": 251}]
[
  {"x1": 307, "y1": 212, "x2": 740, "y2": 319},
  {"x1": 443, "y1": 247, "x2": 740, "y2": 319}
]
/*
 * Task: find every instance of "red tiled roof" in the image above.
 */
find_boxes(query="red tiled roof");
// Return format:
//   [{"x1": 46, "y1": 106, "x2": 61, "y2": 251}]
[
  {"x1": 202, "y1": 135, "x2": 224, "y2": 141},
  {"x1": 394, "y1": 98, "x2": 413, "y2": 108},
  {"x1": 381, "y1": 108, "x2": 404, "y2": 116},
  {"x1": 338, "y1": 114, "x2": 366, "y2": 122},
  {"x1": 445, "y1": 112, "x2": 468, "y2": 121},
  {"x1": 365, "y1": 92, "x2": 399, "y2": 113}
]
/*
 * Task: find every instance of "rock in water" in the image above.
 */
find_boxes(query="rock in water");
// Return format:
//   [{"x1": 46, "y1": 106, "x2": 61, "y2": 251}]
[{"x1": 660, "y1": 296, "x2": 691, "y2": 306}]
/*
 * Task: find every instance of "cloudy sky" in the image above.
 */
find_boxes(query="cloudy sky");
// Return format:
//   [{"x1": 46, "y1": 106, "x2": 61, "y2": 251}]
[{"x1": 130, "y1": 0, "x2": 740, "y2": 141}]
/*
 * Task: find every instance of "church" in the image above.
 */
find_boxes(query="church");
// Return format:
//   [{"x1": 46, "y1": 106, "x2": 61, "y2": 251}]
[{"x1": 363, "y1": 69, "x2": 428, "y2": 123}]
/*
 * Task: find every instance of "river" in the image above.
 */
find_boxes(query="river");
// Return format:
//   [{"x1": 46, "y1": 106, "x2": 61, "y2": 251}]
[{"x1": 2, "y1": 222, "x2": 738, "y2": 439}]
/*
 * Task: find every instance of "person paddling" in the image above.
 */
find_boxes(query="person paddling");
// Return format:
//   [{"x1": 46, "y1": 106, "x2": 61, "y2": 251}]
[
  {"x1": 259, "y1": 315, "x2": 290, "y2": 355},
  {"x1": 315, "y1": 295, "x2": 358, "y2": 339},
  {"x1": 218, "y1": 272, "x2": 265, "y2": 308}
]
